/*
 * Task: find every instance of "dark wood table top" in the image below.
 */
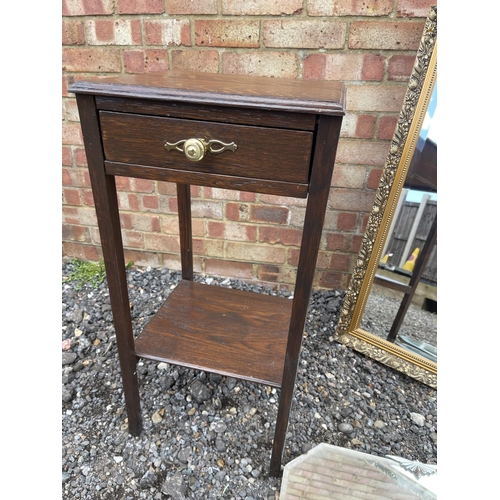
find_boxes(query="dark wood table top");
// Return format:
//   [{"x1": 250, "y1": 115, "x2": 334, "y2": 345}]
[{"x1": 69, "y1": 70, "x2": 346, "y2": 115}]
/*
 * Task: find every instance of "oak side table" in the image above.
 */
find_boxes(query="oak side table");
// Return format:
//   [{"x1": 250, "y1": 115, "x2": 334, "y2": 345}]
[{"x1": 70, "y1": 71, "x2": 345, "y2": 476}]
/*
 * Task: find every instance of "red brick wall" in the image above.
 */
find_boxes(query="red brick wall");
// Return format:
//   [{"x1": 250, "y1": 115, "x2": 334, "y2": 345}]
[{"x1": 62, "y1": 0, "x2": 435, "y2": 290}]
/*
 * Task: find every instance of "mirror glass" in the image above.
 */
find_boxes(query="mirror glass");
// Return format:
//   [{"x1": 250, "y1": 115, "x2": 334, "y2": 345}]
[{"x1": 360, "y1": 82, "x2": 437, "y2": 363}]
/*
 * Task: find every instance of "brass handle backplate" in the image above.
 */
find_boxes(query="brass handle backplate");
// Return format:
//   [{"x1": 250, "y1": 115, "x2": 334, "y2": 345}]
[{"x1": 165, "y1": 138, "x2": 237, "y2": 162}]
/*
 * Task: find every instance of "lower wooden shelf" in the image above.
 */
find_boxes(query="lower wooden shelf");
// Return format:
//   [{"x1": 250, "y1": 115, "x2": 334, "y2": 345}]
[{"x1": 134, "y1": 280, "x2": 292, "y2": 387}]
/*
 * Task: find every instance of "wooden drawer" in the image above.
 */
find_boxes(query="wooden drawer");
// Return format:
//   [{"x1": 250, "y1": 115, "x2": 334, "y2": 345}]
[{"x1": 99, "y1": 111, "x2": 313, "y2": 185}]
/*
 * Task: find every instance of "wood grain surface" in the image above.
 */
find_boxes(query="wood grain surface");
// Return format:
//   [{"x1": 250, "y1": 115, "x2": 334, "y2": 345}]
[
  {"x1": 100, "y1": 111, "x2": 313, "y2": 184},
  {"x1": 69, "y1": 70, "x2": 345, "y2": 115},
  {"x1": 134, "y1": 280, "x2": 292, "y2": 387}
]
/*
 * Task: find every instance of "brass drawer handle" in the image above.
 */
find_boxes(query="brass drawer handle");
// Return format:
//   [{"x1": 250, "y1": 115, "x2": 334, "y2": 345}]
[{"x1": 165, "y1": 138, "x2": 237, "y2": 162}]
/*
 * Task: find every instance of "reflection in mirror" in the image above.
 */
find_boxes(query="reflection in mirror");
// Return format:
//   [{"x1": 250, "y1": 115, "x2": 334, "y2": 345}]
[{"x1": 361, "y1": 81, "x2": 437, "y2": 364}]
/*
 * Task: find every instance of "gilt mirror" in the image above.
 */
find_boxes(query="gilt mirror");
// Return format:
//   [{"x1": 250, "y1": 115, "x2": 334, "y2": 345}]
[{"x1": 334, "y1": 6, "x2": 437, "y2": 388}]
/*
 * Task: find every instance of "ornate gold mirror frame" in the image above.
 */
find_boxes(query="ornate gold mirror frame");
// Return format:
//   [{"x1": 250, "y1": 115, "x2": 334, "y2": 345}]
[{"x1": 334, "y1": 6, "x2": 437, "y2": 388}]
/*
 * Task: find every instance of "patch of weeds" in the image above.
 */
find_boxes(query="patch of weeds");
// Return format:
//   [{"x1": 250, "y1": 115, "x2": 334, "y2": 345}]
[{"x1": 63, "y1": 258, "x2": 134, "y2": 290}]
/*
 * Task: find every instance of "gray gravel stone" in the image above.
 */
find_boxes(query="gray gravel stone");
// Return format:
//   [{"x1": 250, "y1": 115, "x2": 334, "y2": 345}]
[
  {"x1": 162, "y1": 472, "x2": 187, "y2": 499},
  {"x1": 410, "y1": 412, "x2": 426, "y2": 426},
  {"x1": 139, "y1": 470, "x2": 157, "y2": 489},
  {"x1": 339, "y1": 423, "x2": 354, "y2": 435},
  {"x1": 190, "y1": 379, "x2": 213, "y2": 403},
  {"x1": 62, "y1": 352, "x2": 77, "y2": 365},
  {"x1": 178, "y1": 446, "x2": 191, "y2": 463}
]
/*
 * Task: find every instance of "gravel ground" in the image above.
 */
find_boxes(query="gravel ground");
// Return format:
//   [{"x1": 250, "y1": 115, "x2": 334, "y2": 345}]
[
  {"x1": 62, "y1": 261, "x2": 437, "y2": 500},
  {"x1": 361, "y1": 289, "x2": 437, "y2": 347}
]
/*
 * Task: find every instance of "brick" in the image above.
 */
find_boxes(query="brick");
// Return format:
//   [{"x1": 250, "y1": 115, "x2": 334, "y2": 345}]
[
  {"x1": 339, "y1": 114, "x2": 376, "y2": 139},
  {"x1": 337, "y1": 212, "x2": 357, "y2": 231},
  {"x1": 117, "y1": 192, "x2": 137, "y2": 210},
  {"x1": 89, "y1": 227, "x2": 100, "y2": 245},
  {"x1": 145, "y1": 19, "x2": 191, "y2": 46},
  {"x1": 124, "y1": 50, "x2": 145, "y2": 73},
  {"x1": 62, "y1": 123, "x2": 83, "y2": 145},
  {"x1": 62, "y1": 147, "x2": 72, "y2": 166},
  {"x1": 388, "y1": 54, "x2": 416, "y2": 81},
  {"x1": 226, "y1": 202, "x2": 245, "y2": 221},
  {"x1": 351, "y1": 234, "x2": 364, "y2": 253},
  {"x1": 120, "y1": 213, "x2": 160, "y2": 232},
  {"x1": 119, "y1": 191, "x2": 138, "y2": 208},
  {"x1": 141, "y1": 194, "x2": 159, "y2": 210},
  {"x1": 62, "y1": 242, "x2": 102, "y2": 262},
  {"x1": 287, "y1": 248, "x2": 299, "y2": 266},
  {"x1": 221, "y1": 0, "x2": 303, "y2": 15},
  {"x1": 226, "y1": 242, "x2": 286, "y2": 264},
  {"x1": 193, "y1": 238, "x2": 224, "y2": 257},
  {"x1": 204, "y1": 188, "x2": 255, "y2": 202},
  {"x1": 122, "y1": 230, "x2": 144, "y2": 248},
  {"x1": 62, "y1": 167, "x2": 86, "y2": 187},
  {"x1": 82, "y1": 189, "x2": 95, "y2": 206},
  {"x1": 62, "y1": 48, "x2": 121, "y2": 72},
  {"x1": 125, "y1": 250, "x2": 161, "y2": 268},
  {"x1": 325, "y1": 233, "x2": 345, "y2": 252},
  {"x1": 328, "y1": 189, "x2": 376, "y2": 212},
  {"x1": 349, "y1": 21, "x2": 425, "y2": 50},
  {"x1": 205, "y1": 259, "x2": 253, "y2": 279},
  {"x1": 319, "y1": 271, "x2": 349, "y2": 290},
  {"x1": 337, "y1": 139, "x2": 389, "y2": 167},
  {"x1": 63, "y1": 0, "x2": 114, "y2": 16},
  {"x1": 63, "y1": 20, "x2": 85, "y2": 45},
  {"x1": 316, "y1": 251, "x2": 332, "y2": 270},
  {"x1": 157, "y1": 182, "x2": 177, "y2": 195},
  {"x1": 62, "y1": 224, "x2": 91, "y2": 243},
  {"x1": 378, "y1": 115, "x2": 398, "y2": 140},
  {"x1": 259, "y1": 194, "x2": 306, "y2": 207},
  {"x1": 288, "y1": 207, "x2": 305, "y2": 228},
  {"x1": 346, "y1": 84, "x2": 407, "y2": 112},
  {"x1": 367, "y1": 167, "x2": 383, "y2": 189},
  {"x1": 263, "y1": 20, "x2": 346, "y2": 49},
  {"x1": 256, "y1": 264, "x2": 280, "y2": 283},
  {"x1": 303, "y1": 53, "x2": 384, "y2": 81},
  {"x1": 168, "y1": 0, "x2": 217, "y2": 14},
  {"x1": 146, "y1": 50, "x2": 170, "y2": 72},
  {"x1": 74, "y1": 148, "x2": 88, "y2": 167},
  {"x1": 62, "y1": 75, "x2": 71, "y2": 97},
  {"x1": 63, "y1": 188, "x2": 81, "y2": 205},
  {"x1": 63, "y1": 99, "x2": 79, "y2": 122},
  {"x1": 191, "y1": 200, "x2": 223, "y2": 219},
  {"x1": 117, "y1": 0, "x2": 165, "y2": 14},
  {"x1": 115, "y1": 176, "x2": 132, "y2": 191},
  {"x1": 161, "y1": 216, "x2": 204, "y2": 236},
  {"x1": 355, "y1": 115, "x2": 376, "y2": 138},
  {"x1": 397, "y1": 0, "x2": 436, "y2": 18},
  {"x1": 308, "y1": 0, "x2": 393, "y2": 16},
  {"x1": 208, "y1": 222, "x2": 257, "y2": 242},
  {"x1": 360, "y1": 213, "x2": 370, "y2": 233},
  {"x1": 171, "y1": 50, "x2": 219, "y2": 73},
  {"x1": 222, "y1": 51, "x2": 298, "y2": 78},
  {"x1": 85, "y1": 19, "x2": 142, "y2": 45},
  {"x1": 63, "y1": 206, "x2": 98, "y2": 226},
  {"x1": 131, "y1": 178, "x2": 155, "y2": 193},
  {"x1": 259, "y1": 227, "x2": 302, "y2": 246},
  {"x1": 159, "y1": 216, "x2": 179, "y2": 235},
  {"x1": 195, "y1": 20, "x2": 260, "y2": 48},
  {"x1": 250, "y1": 205, "x2": 288, "y2": 224},
  {"x1": 125, "y1": 50, "x2": 169, "y2": 73},
  {"x1": 144, "y1": 233, "x2": 180, "y2": 253},
  {"x1": 331, "y1": 164, "x2": 366, "y2": 189}
]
